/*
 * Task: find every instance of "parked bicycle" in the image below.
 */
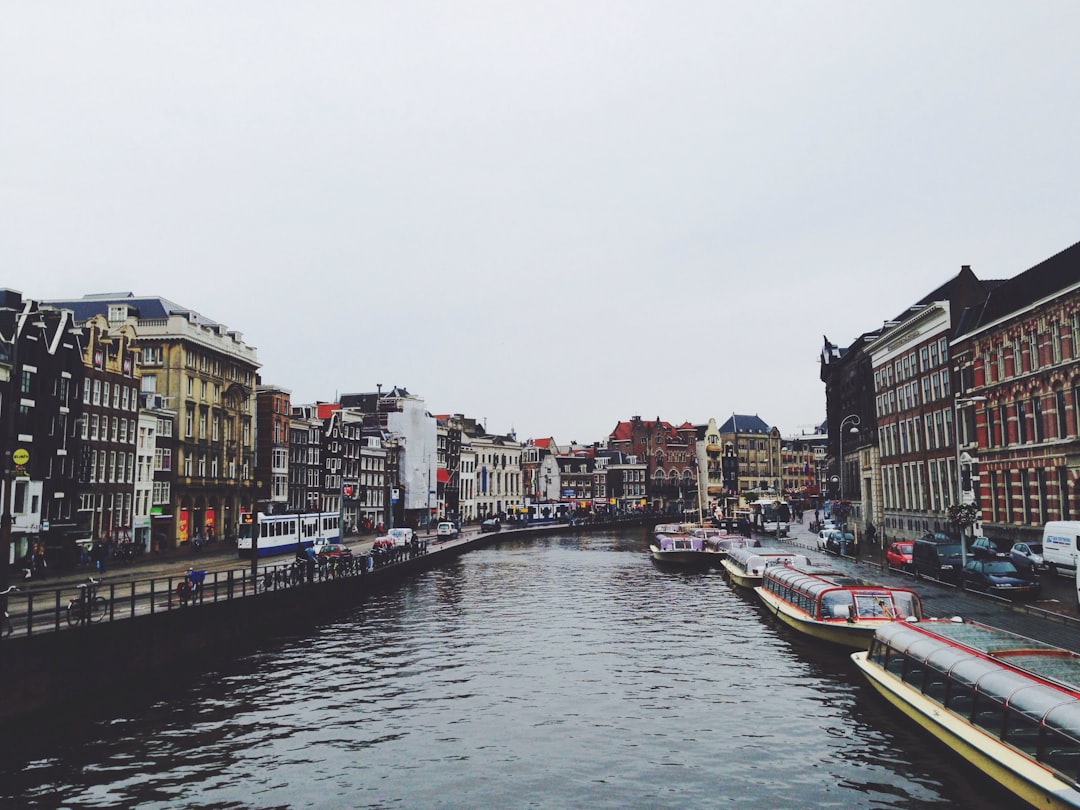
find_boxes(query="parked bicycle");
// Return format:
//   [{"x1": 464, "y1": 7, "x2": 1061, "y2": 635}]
[
  {"x1": 1, "y1": 585, "x2": 17, "y2": 637},
  {"x1": 67, "y1": 577, "x2": 107, "y2": 626}
]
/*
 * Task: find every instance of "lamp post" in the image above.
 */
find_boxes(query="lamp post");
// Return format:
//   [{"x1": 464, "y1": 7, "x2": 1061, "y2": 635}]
[
  {"x1": 954, "y1": 395, "x2": 987, "y2": 580},
  {"x1": 837, "y1": 414, "x2": 861, "y2": 501}
]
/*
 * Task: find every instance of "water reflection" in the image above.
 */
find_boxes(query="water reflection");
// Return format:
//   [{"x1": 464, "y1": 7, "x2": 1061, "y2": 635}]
[{"x1": 1, "y1": 527, "x2": 1028, "y2": 809}]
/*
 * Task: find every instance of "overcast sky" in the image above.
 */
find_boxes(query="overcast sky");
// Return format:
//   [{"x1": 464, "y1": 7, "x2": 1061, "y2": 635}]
[{"x1": 4, "y1": 2, "x2": 1079, "y2": 444}]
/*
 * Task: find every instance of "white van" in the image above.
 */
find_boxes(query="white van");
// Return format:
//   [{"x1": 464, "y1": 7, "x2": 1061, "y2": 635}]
[{"x1": 1042, "y1": 521, "x2": 1080, "y2": 577}]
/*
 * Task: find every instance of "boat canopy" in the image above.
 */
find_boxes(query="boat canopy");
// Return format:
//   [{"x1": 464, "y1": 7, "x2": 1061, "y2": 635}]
[
  {"x1": 873, "y1": 621, "x2": 1080, "y2": 735},
  {"x1": 765, "y1": 566, "x2": 922, "y2": 620},
  {"x1": 727, "y1": 546, "x2": 807, "y2": 575},
  {"x1": 656, "y1": 535, "x2": 705, "y2": 552}
]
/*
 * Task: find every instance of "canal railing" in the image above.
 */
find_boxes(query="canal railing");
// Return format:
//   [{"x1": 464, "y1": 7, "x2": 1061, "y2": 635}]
[{"x1": 1, "y1": 552, "x2": 388, "y2": 640}]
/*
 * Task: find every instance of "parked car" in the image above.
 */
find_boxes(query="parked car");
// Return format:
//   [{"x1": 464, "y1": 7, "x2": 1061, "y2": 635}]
[
  {"x1": 912, "y1": 537, "x2": 965, "y2": 582},
  {"x1": 886, "y1": 541, "x2": 914, "y2": 572},
  {"x1": 436, "y1": 521, "x2": 459, "y2": 539},
  {"x1": 816, "y1": 530, "x2": 835, "y2": 551},
  {"x1": 970, "y1": 536, "x2": 1011, "y2": 559},
  {"x1": 480, "y1": 519, "x2": 501, "y2": 533},
  {"x1": 961, "y1": 558, "x2": 1040, "y2": 598},
  {"x1": 824, "y1": 531, "x2": 855, "y2": 556},
  {"x1": 1010, "y1": 541, "x2": 1048, "y2": 573},
  {"x1": 316, "y1": 543, "x2": 353, "y2": 560}
]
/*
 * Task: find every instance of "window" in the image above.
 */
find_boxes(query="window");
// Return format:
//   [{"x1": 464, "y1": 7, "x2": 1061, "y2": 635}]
[
  {"x1": 112, "y1": 384, "x2": 120, "y2": 409},
  {"x1": 92, "y1": 379, "x2": 101, "y2": 405},
  {"x1": 1058, "y1": 389, "x2": 1069, "y2": 439},
  {"x1": 1016, "y1": 401, "x2": 1027, "y2": 444},
  {"x1": 102, "y1": 381, "x2": 110, "y2": 407}
]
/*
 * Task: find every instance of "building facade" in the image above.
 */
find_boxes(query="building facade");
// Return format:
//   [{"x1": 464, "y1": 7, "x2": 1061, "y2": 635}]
[
  {"x1": 50, "y1": 294, "x2": 260, "y2": 548},
  {"x1": 956, "y1": 242, "x2": 1080, "y2": 545}
]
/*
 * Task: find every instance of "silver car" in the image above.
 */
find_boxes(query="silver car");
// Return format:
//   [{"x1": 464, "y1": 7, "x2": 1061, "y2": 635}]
[{"x1": 1010, "y1": 542, "x2": 1048, "y2": 573}]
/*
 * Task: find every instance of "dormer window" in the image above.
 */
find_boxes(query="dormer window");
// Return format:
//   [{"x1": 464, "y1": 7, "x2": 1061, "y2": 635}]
[{"x1": 108, "y1": 305, "x2": 127, "y2": 324}]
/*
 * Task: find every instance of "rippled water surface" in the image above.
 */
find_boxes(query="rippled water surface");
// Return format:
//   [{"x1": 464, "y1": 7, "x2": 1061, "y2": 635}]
[{"x1": 3, "y1": 529, "x2": 1026, "y2": 808}]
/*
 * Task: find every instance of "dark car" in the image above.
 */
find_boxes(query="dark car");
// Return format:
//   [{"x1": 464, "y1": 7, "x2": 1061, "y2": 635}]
[
  {"x1": 1010, "y1": 541, "x2": 1048, "y2": 573},
  {"x1": 886, "y1": 541, "x2": 914, "y2": 572},
  {"x1": 480, "y1": 519, "x2": 501, "y2": 533},
  {"x1": 961, "y1": 558, "x2": 1040, "y2": 598},
  {"x1": 316, "y1": 543, "x2": 353, "y2": 560},
  {"x1": 912, "y1": 538, "x2": 965, "y2": 582},
  {"x1": 824, "y1": 531, "x2": 855, "y2": 556},
  {"x1": 970, "y1": 536, "x2": 1011, "y2": 559}
]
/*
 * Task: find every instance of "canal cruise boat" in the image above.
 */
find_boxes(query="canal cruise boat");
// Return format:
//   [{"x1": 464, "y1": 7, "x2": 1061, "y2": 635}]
[
  {"x1": 755, "y1": 565, "x2": 923, "y2": 651},
  {"x1": 853, "y1": 619, "x2": 1080, "y2": 809},
  {"x1": 721, "y1": 546, "x2": 809, "y2": 589},
  {"x1": 649, "y1": 533, "x2": 723, "y2": 566}
]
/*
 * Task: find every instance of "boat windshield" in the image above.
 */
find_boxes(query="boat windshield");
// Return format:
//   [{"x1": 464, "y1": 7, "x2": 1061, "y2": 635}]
[
  {"x1": 821, "y1": 590, "x2": 855, "y2": 619},
  {"x1": 852, "y1": 590, "x2": 921, "y2": 620}
]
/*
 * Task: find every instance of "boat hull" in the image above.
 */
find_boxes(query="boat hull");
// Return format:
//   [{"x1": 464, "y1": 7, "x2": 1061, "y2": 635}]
[
  {"x1": 649, "y1": 546, "x2": 721, "y2": 566},
  {"x1": 852, "y1": 651, "x2": 1080, "y2": 810},
  {"x1": 721, "y1": 559, "x2": 761, "y2": 588},
  {"x1": 756, "y1": 588, "x2": 878, "y2": 651}
]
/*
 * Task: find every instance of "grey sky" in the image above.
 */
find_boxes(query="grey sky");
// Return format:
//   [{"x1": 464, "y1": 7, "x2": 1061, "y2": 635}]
[{"x1": 4, "y1": 2, "x2": 1079, "y2": 443}]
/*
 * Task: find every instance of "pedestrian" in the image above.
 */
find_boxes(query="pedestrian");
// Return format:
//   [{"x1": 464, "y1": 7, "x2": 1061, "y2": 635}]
[
  {"x1": 93, "y1": 540, "x2": 108, "y2": 574},
  {"x1": 33, "y1": 542, "x2": 47, "y2": 580}
]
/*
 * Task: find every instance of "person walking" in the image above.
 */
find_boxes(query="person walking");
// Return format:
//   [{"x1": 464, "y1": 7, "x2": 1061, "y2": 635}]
[{"x1": 33, "y1": 542, "x2": 47, "y2": 580}]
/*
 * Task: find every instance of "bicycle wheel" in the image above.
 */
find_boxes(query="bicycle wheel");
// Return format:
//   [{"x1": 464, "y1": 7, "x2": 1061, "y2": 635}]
[
  {"x1": 66, "y1": 600, "x2": 83, "y2": 627},
  {"x1": 91, "y1": 596, "x2": 108, "y2": 623}
]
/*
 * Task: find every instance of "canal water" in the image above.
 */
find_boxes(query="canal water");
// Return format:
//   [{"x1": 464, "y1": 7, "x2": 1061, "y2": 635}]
[{"x1": 3, "y1": 528, "x2": 1028, "y2": 809}]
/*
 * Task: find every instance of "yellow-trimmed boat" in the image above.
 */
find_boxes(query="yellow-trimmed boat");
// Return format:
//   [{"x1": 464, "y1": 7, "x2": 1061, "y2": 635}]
[
  {"x1": 755, "y1": 564, "x2": 922, "y2": 651},
  {"x1": 853, "y1": 619, "x2": 1080, "y2": 809},
  {"x1": 721, "y1": 546, "x2": 809, "y2": 589}
]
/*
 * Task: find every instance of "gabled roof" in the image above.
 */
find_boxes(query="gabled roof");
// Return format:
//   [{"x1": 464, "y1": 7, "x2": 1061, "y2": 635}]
[
  {"x1": 45, "y1": 293, "x2": 222, "y2": 328},
  {"x1": 963, "y1": 239, "x2": 1080, "y2": 334},
  {"x1": 717, "y1": 414, "x2": 773, "y2": 434},
  {"x1": 608, "y1": 418, "x2": 679, "y2": 442}
]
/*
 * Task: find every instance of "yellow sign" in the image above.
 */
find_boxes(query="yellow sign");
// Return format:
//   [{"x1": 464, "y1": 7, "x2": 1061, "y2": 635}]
[{"x1": 11, "y1": 447, "x2": 29, "y2": 466}]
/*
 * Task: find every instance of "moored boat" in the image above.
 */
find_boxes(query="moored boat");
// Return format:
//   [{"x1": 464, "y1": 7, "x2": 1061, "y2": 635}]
[
  {"x1": 722, "y1": 546, "x2": 809, "y2": 589},
  {"x1": 755, "y1": 565, "x2": 922, "y2": 651},
  {"x1": 853, "y1": 619, "x2": 1080, "y2": 809},
  {"x1": 649, "y1": 532, "x2": 722, "y2": 566}
]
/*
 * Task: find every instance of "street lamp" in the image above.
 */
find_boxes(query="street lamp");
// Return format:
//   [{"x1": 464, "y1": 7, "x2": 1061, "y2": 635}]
[
  {"x1": 954, "y1": 395, "x2": 987, "y2": 579},
  {"x1": 837, "y1": 414, "x2": 861, "y2": 501}
]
